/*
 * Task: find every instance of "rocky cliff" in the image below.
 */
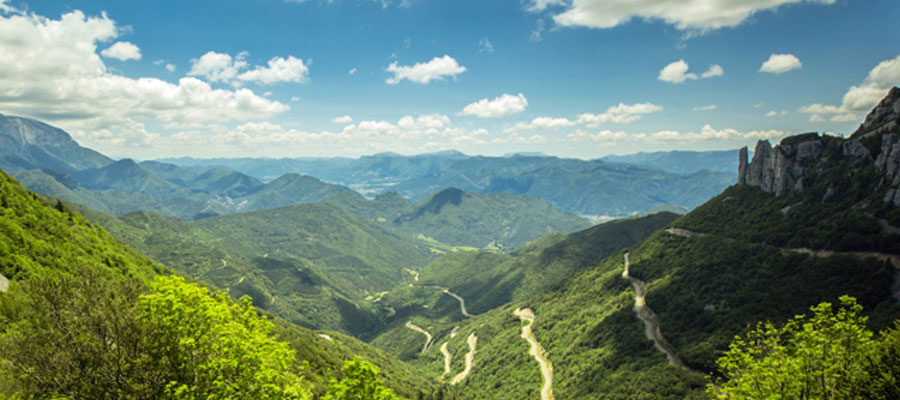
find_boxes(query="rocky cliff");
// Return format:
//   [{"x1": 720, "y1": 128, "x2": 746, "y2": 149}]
[{"x1": 738, "y1": 87, "x2": 900, "y2": 206}]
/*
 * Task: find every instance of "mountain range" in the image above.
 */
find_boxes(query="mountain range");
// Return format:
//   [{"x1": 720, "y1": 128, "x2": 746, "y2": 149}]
[{"x1": 3, "y1": 90, "x2": 898, "y2": 399}]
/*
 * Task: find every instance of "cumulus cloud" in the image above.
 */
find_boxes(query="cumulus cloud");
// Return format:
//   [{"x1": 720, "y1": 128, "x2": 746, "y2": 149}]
[
  {"x1": 459, "y1": 93, "x2": 528, "y2": 118},
  {"x1": 659, "y1": 60, "x2": 721, "y2": 84},
  {"x1": 332, "y1": 115, "x2": 353, "y2": 124},
  {"x1": 693, "y1": 105, "x2": 717, "y2": 111},
  {"x1": 237, "y1": 56, "x2": 309, "y2": 84},
  {"x1": 765, "y1": 110, "x2": 788, "y2": 117},
  {"x1": 349, "y1": 68, "x2": 357, "y2": 75},
  {"x1": 386, "y1": 55, "x2": 466, "y2": 85},
  {"x1": 188, "y1": 52, "x2": 308, "y2": 85},
  {"x1": 798, "y1": 55, "x2": 900, "y2": 122},
  {"x1": 0, "y1": 8, "x2": 288, "y2": 153},
  {"x1": 701, "y1": 64, "x2": 724, "y2": 78},
  {"x1": 101, "y1": 41, "x2": 141, "y2": 61},
  {"x1": 658, "y1": 60, "x2": 697, "y2": 84},
  {"x1": 566, "y1": 124, "x2": 787, "y2": 144},
  {"x1": 188, "y1": 51, "x2": 248, "y2": 82},
  {"x1": 577, "y1": 102, "x2": 663, "y2": 126},
  {"x1": 549, "y1": 0, "x2": 836, "y2": 33},
  {"x1": 166, "y1": 63, "x2": 176, "y2": 72},
  {"x1": 505, "y1": 117, "x2": 576, "y2": 132},
  {"x1": 760, "y1": 53, "x2": 802, "y2": 74}
]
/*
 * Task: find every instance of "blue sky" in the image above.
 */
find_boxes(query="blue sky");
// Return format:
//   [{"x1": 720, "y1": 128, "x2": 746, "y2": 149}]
[{"x1": 1, "y1": 0, "x2": 898, "y2": 159}]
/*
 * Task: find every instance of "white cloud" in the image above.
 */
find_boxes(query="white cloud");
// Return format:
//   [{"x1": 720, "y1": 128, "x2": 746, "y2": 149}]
[
  {"x1": 798, "y1": 55, "x2": 900, "y2": 120},
  {"x1": 830, "y1": 113, "x2": 860, "y2": 122},
  {"x1": 0, "y1": 0, "x2": 17, "y2": 13},
  {"x1": 479, "y1": 37, "x2": 494, "y2": 53},
  {"x1": 648, "y1": 124, "x2": 787, "y2": 142},
  {"x1": 166, "y1": 63, "x2": 176, "y2": 72},
  {"x1": 765, "y1": 110, "x2": 788, "y2": 117},
  {"x1": 527, "y1": 0, "x2": 566, "y2": 12},
  {"x1": 291, "y1": 96, "x2": 300, "y2": 102},
  {"x1": 386, "y1": 55, "x2": 466, "y2": 85},
  {"x1": 567, "y1": 129, "x2": 636, "y2": 142},
  {"x1": 658, "y1": 60, "x2": 697, "y2": 84},
  {"x1": 550, "y1": 0, "x2": 836, "y2": 33},
  {"x1": 701, "y1": 64, "x2": 723, "y2": 78},
  {"x1": 333, "y1": 115, "x2": 353, "y2": 124},
  {"x1": 349, "y1": 67, "x2": 357, "y2": 75},
  {"x1": 566, "y1": 124, "x2": 787, "y2": 144},
  {"x1": 760, "y1": 53, "x2": 802, "y2": 74},
  {"x1": 188, "y1": 52, "x2": 308, "y2": 85},
  {"x1": 0, "y1": 8, "x2": 288, "y2": 154},
  {"x1": 659, "y1": 60, "x2": 722, "y2": 84},
  {"x1": 693, "y1": 105, "x2": 717, "y2": 111},
  {"x1": 841, "y1": 55, "x2": 900, "y2": 112},
  {"x1": 459, "y1": 93, "x2": 528, "y2": 118},
  {"x1": 506, "y1": 117, "x2": 576, "y2": 132},
  {"x1": 237, "y1": 56, "x2": 309, "y2": 84},
  {"x1": 101, "y1": 41, "x2": 141, "y2": 61},
  {"x1": 188, "y1": 51, "x2": 248, "y2": 82},
  {"x1": 577, "y1": 102, "x2": 663, "y2": 125}
]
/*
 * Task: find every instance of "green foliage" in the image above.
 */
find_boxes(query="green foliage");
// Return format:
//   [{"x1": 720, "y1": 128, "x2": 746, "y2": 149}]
[
  {"x1": 138, "y1": 275, "x2": 310, "y2": 400},
  {"x1": 324, "y1": 357, "x2": 399, "y2": 400},
  {"x1": 0, "y1": 272, "x2": 310, "y2": 400},
  {"x1": 0, "y1": 268, "x2": 161, "y2": 399},
  {"x1": 78, "y1": 201, "x2": 434, "y2": 336},
  {"x1": 391, "y1": 188, "x2": 591, "y2": 250},
  {"x1": 0, "y1": 170, "x2": 163, "y2": 281},
  {"x1": 708, "y1": 296, "x2": 895, "y2": 399}
]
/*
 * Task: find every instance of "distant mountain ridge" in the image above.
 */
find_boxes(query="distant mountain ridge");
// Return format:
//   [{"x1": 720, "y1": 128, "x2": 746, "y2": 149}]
[
  {"x1": 602, "y1": 149, "x2": 740, "y2": 175},
  {"x1": 157, "y1": 152, "x2": 736, "y2": 217},
  {"x1": 0, "y1": 113, "x2": 111, "y2": 174}
]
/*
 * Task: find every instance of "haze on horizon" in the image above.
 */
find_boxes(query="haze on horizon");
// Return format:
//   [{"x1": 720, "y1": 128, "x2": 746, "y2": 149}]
[{"x1": 0, "y1": 0, "x2": 897, "y2": 160}]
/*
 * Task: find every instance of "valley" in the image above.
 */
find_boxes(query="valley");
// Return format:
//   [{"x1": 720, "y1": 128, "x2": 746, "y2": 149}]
[{"x1": 0, "y1": 68, "x2": 899, "y2": 400}]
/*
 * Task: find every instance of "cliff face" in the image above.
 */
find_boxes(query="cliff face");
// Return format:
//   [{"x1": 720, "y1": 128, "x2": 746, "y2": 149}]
[{"x1": 738, "y1": 87, "x2": 900, "y2": 205}]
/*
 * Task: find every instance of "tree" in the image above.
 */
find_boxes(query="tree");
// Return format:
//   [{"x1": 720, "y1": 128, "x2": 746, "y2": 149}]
[
  {"x1": 0, "y1": 267, "x2": 166, "y2": 399},
  {"x1": 0, "y1": 271, "x2": 310, "y2": 400},
  {"x1": 137, "y1": 275, "x2": 309, "y2": 400},
  {"x1": 323, "y1": 357, "x2": 399, "y2": 400},
  {"x1": 707, "y1": 296, "x2": 894, "y2": 399}
]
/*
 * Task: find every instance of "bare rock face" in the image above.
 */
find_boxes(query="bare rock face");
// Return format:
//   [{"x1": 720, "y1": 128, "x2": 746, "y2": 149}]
[
  {"x1": 739, "y1": 140, "x2": 798, "y2": 196},
  {"x1": 738, "y1": 87, "x2": 900, "y2": 200}
]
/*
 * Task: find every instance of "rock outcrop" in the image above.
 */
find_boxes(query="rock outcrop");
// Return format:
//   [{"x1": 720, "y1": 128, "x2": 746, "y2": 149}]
[{"x1": 738, "y1": 87, "x2": 900, "y2": 204}]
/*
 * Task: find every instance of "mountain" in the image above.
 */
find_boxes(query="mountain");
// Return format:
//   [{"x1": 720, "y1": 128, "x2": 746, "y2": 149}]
[
  {"x1": 79, "y1": 200, "x2": 437, "y2": 337},
  {"x1": 361, "y1": 90, "x2": 900, "y2": 399},
  {"x1": 158, "y1": 152, "x2": 735, "y2": 217},
  {"x1": 242, "y1": 173, "x2": 353, "y2": 210},
  {"x1": 0, "y1": 168, "x2": 446, "y2": 398},
  {"x1": 0, "y1": 113, "x2": 111, "y2": 174},
  {"x1": 602, "y1": 149, "x2": 740, "y2": 175},
  {"x1": 392, "y1": 187, "x2": 592, "y2": 250},
  {"x1": 392, "y1": 155, "x2": 735, "y2": 217}
]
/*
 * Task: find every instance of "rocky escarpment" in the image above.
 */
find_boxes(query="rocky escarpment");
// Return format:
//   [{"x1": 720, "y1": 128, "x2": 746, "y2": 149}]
[{"x1": 738, "y1": 87, "x2": 900, "y2": 205}]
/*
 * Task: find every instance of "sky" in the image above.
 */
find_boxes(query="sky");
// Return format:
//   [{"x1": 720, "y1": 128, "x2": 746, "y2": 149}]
[{"x1": 0, "y1": 0, "x2": 898, "y2": 160}]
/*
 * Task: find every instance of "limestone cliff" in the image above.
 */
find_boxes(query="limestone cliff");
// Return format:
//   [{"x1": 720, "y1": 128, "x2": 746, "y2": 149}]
[{"x1": 738, "y1": 87, "x2": 900, "y2": 206}]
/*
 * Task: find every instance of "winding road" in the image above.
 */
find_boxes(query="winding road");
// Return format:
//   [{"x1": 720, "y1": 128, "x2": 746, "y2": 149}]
[
  {"x1": 514, "y1": 308, "x2": 554, "y2": 400},
  {"x1": 440, "y1": 342, "x2": 452, "y2": 379},
  {"x1": 0, "y1": 273, "x2": 8, "y2": 292},
  {"x1": 405, "y1": 321, "x2": 434, "y2": 353},
  {"x1": 622, "y1": 253, "x2": 685, "y2": 368},
  {"x1": 450, "y1": 333, "x2": 478, "y2": 385},
  {"x1": 409, "y1": 284, "x2": 475, "y2": 318},
  {"x1": 443, "y1": 289, "x2": 474, "y2": 317}
]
